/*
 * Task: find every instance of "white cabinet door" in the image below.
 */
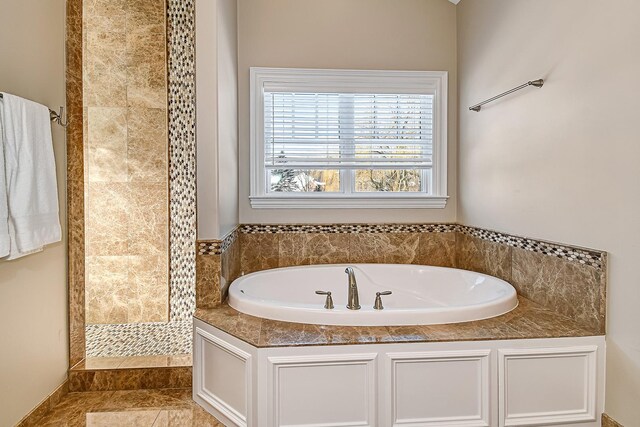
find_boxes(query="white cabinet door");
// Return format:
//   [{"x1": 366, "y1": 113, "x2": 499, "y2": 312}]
[
  {"x1": 193, "y1": 326, "x2": 253, "y2": 427},
  {"x1": 498, "y1": 346, "x2": 598, "y2": 426},
  {"x1": 266, "y1": 353, "x2": 378, "y2": 427},
  {"x1": 385, "y1": 350, "x2": 492, "y2": 427}
]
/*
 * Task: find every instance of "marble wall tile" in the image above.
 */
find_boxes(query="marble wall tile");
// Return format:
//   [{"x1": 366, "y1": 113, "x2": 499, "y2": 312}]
[
  {"x1": 126, "y1": 29, "x2": 166, "y2": 67},
  {"x1": 511, "y1": 247, "x2": 604, "y2": 333},
  {"x1": 86, "y1": 256, "x2": 129, "y2": 324},
  {"x1": 127, "y1": 107, "x2": 168, "y2": 183},
  {"x1": 85, "y1": 31, "x2": 127, "y2": 69},
  {"x1": 196, "y1": 254, "x2": 222, "y2": 309},
  {"x1": 84, "y1": 66, "x2": 128, "y2": 108},
  {"x1": 307, "y1": 233, "x2": 351, "y2": 265},
  {"x1": 67, "y1": 0, "x2": 85, "y2": 368},
  {"x1": 86, "y1": 107, "x2": 128, "y2": 182},
  {"x1": 239, "y1": 230, "x2": 455, "y2": 274},
  {"x1": 127, "y1": 64, "x2": 168, "y2": 109},
  {"x1": 84, "y1": 31, "x2": 127, "y2": 108},
  {"x1": 128, "y1": 183, "x2": 168, "y2": 256},
  {"x1": 85, "y1": 0, "x2": 127, "y2": 19},
  {"x1": 278, "y1": 233, "x2": 350, "y2": 267},
  {"x1": 221, "y1": 237, "x2": 241, "y2": 298},
  {"x1": 127, "y1": 0, "x2": 166, "y2": 34},
  {"x1": 455, "y1": 232, "x2": 512, "y2": 282},
  {"x1": 415, "y1": 232, "x2": 456, "y2": 267},
  {"x1": 85, "y1": 13, "x2": 127, "y2": 33},
  {"x1": 127, "y1": 256, "x2": 169, "y2": 323},
  {"x1": 85, "y1": 183, "x2": 129, "y2": 256},
  {"x1": 277, "y1": 234, "x2": 309, "y2": 267},
  {"x1": 349, "y1": 233, "x2": 421, "y2": 264},
  {"x1": 240, "y1": 233, "x2": 280, "y2": 274}
]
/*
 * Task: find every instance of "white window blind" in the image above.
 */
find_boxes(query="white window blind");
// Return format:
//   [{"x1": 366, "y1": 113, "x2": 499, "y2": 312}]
[{"x1": 263, "y1": 92, "x2": 434, "y2": 170}]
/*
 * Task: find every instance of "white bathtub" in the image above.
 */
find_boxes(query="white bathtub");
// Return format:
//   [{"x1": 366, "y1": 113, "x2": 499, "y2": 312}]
[{"x1": 228, "y1": 264, "x2": 518, "y2": 326}]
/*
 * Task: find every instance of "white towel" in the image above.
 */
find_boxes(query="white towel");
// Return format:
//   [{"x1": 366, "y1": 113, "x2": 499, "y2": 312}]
[
  {"x1": 0, "y1": 92, "x2": 61, "y2": 260},
  {"x1": 0, "y1": 100, "x2": 9, "y2": 257}
]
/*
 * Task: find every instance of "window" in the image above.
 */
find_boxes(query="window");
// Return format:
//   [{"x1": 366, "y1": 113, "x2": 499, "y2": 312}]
[{"x1": 250, "y1": 68, "x2": 448, "y2": 208}]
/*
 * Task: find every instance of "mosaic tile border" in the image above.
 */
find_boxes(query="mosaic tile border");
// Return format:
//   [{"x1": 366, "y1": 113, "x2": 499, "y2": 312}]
[
  {"x1": 198, "y1": 228, "x2": 240, "y2": 255},
  {"x1": 237, "y1": 223, "x2": 605, "y2": 269},
  {"x1": 167, "y1": 0, "x2": 197, "y2": 321},
  {"x1": 240, "y1": 223, "x2": 458, "y2": 234},
  {"x1": 85, "y1": 322, "x2": 192, "y2": 358}
]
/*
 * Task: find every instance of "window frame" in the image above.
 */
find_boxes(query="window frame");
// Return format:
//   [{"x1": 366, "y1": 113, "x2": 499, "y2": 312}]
[{"x1": 249, "y1": 67, "x2": 448, "y2": 209}]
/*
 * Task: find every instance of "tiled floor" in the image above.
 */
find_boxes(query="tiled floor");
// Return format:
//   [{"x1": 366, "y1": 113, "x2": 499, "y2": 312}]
[
  {"x1": 36, "y1": 389, "x2": 223, "y2": 426},
  {"x1": 81, "y1": 354, "x2": 192, "y2": 370}
]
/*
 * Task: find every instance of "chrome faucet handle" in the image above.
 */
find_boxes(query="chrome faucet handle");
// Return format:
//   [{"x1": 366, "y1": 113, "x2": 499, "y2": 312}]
[
  {"x1": 373, "y1": 291, "x2": 392, "y2": 310},
  {"x1": 315, "y1": 290, "x2": 334, "y2": 310}
]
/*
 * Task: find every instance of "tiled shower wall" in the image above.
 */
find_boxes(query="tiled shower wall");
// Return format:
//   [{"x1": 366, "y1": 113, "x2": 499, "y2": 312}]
[
  {"x1": 83, "y1": 0, "x2": 169, "y2": 325},
  {"x1": 196, "y1": 224, "x2": 607, "y2": 335},
  {"x1": 67, "y1": 0, "x2": 196, "y2": 358}
]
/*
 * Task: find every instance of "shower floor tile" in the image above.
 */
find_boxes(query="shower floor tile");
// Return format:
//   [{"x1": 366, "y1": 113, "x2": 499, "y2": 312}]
[
  {"x1": 36, "y1": 389, "x2": 223, "y2": 426},
  {"x1": 82, "y1": 354, "x2": 192, "y2": 370}
]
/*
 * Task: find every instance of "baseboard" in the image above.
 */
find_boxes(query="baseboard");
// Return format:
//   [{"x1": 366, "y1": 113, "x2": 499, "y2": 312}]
[
  {"x1": 603, "y1": 413, "x2": 625, "y2": 427},
  {"x1": 14, "y1": 379, "x2": 69, "y2": 427}
]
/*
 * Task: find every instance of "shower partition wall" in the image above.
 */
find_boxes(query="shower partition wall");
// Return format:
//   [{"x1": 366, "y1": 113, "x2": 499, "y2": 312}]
[{"x1": 73, "y1": 0, "x2": 197, "y2": 358}]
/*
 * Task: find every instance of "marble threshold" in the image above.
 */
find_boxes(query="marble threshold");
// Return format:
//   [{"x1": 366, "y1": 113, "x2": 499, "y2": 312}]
[
  {"x1": 68, "y1": 356, "x2": 193, "y2": 392},
  {"x1": 21, "y1": 388, "x2": 223, "y2": 427},
  {"x1": 194, "y1": 296, "x2": 601, "y2": 348}
]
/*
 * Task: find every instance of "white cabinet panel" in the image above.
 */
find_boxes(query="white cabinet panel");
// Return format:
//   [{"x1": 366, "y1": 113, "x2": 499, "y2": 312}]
[
  {"x1": 387, "y1": 350, "x2": 491, "y2": 427},
  {"x1": 194, "y1": 327, "x2": 252, "y2": 427},
  {"x1": 499, "y1": 346, "x2": 598, "y2": 426},
  {"x1": 267, "y1": 354, "x2": 378, "y2": 427},
  {"x1": 193, "y1": 321, "x2": 604, "y2": 427}
]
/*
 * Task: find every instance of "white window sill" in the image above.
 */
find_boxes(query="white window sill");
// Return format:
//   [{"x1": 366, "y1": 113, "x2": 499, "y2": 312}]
[{"x1": 249, "y1": 195, "x2": 449, "y2": 209}]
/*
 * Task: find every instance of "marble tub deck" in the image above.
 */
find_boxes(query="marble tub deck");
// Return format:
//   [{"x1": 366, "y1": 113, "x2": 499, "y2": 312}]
[
  {"x1": 26, "y1": 389, "x2": 223, "y2": 427},
  {"x1": 194, "y1": 296, "x2": 600, "y2": 348}
]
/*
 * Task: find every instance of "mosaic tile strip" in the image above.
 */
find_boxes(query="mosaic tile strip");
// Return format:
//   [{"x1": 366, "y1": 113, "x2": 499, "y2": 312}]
[
  {"x1": 86, "y1": 322, "x2": 192, "y2": 358},
  {"x1": 167, "y1": 0, "x2": 197, "y2": 321},
  {"x1": 240, "y1": 223, "x2": 458, "y2": 234},
  {"x1": 456, "y1": 225, "x2": 605, "y2": 270},
  {"x1": 197, "y1": 228, "x2": 240, "y2": 255}
]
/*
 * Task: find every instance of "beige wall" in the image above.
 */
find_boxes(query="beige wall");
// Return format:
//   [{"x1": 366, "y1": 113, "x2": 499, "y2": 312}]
[
  {"x1": 0, "y1": 1, "x2": 68, "y2": 425},
  {"x1": 196, "y1": 0, "x2": 239, "y2": 239},
  {"x1": 457, "y1": 0, "x2": 640, "y2": 424},
  {"x1": 237, "y1": 0, "x2": 457, "y2": 224}
]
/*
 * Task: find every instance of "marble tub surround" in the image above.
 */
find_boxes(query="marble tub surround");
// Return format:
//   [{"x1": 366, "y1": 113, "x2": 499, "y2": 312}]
[
  {"x1": 194, "y1": 296, "x2": 597, "y2": 349},
  {"x1": 223, "y1": 223, "x2": 607, "y2": 335},
  {"x1": 195, "y1": 229, "x2": 241, "y2": 309},
  {"x1": 239, "y1": 228, "x2": 457, "y2": 274},
  {"x1": 68, "y1": 364, "x2": 192, "y2": 392},
  {"x1": 15, "y1": 381, "x2": 69, "y2": 427},
  {"x1": 456, "y1": 229, "x2": 606, "y2": 334},
  {"x1": 28, "y1": 389, "x2": 223, "y2": 426}
]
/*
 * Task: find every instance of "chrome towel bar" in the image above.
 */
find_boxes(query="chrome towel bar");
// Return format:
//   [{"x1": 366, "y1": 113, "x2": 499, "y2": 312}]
[
  {"x1": 0, "y1": 93, "x2": 67, "y2": 127},
  {"x1": 469, "y1": 79, "x2": 544, "y2": 112}
]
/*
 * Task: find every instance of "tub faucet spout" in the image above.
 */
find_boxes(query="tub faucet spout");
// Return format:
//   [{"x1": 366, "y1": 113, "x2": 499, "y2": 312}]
[{"x1": 345, "y1": 267, "x2": 361, "y2": 310}]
